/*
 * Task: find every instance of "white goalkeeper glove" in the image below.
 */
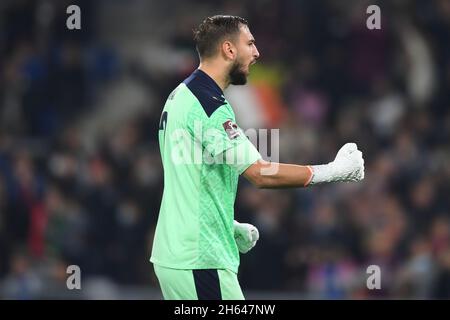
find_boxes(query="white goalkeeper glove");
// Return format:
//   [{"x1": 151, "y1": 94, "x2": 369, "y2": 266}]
[
  {"x1": 233, "y1": 220, "x2": 259, "y2": 254},
  {"x1": 309, "y1": 142, "x2": 365, "y2": 185}
]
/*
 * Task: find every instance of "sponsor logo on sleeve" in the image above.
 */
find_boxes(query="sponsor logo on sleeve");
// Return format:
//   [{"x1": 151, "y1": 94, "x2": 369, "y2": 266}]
[{"x1": 222, "y1": 120, "x2": 240, "y2": 140}]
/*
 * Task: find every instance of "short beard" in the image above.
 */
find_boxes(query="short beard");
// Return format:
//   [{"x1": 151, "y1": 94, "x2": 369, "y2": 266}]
[{"x1": 229, "y1": 61, "x2": 247, "y2": 85}]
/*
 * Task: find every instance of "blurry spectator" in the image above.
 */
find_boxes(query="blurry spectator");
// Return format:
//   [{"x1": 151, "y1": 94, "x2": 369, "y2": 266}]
[
  {"x1": 431, "y1": 248, "x2": 450, "y2": 299},
  {"x1": 1, "y1": 251, "x2": 43, "y2": 299}
]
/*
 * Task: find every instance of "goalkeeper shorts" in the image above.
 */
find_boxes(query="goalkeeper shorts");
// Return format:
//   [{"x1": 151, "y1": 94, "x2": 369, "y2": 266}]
[{"x1": 153, "y1": 264, "x2": 245, "y2": 300}]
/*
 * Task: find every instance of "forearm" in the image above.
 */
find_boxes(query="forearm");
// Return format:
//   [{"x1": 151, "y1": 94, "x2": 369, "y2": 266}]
[
  {"x1": 261, "y1": 163, "x2": 314, "y2": 188},
  {"x1": 243, "y1": 143, "x2": 364, "y2": 189},
  {"x1": 243, "y1": 160, "x2": 313, "y2": 189}
]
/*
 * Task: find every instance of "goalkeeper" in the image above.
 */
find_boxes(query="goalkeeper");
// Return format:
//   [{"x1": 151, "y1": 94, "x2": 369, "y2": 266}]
[{"x1": 150, "y1": 15, "x2": 365, "y2": 300}]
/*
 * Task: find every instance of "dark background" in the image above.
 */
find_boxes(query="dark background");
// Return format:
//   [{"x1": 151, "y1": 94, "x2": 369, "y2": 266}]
[{"x1": 0, "y1": 0, "x2": 449, "y2": 299}]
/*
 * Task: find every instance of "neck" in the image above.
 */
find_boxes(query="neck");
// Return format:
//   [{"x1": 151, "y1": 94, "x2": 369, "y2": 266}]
[{"x1": 198, "y1": 61, "x2": 229, "y2": 91}]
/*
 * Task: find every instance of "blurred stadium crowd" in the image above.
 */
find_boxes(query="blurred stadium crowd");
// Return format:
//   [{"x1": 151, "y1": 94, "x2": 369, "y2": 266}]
[{"x1": 0, "y1": 0, "x2": 449, "y2": 299}]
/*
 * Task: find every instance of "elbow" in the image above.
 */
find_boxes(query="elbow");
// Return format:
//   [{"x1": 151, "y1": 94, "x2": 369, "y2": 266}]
[
  {"x1": 243, "y1": 161, "x2": 273, "y2": 189},
  {"x1": 252, "y1": 180, "x2": 266, "y2": 189},
  {"x1": 248, "y1": 173, "x2": 270, "y2": 189},
  {"x1": 256, "y1": 178, "x2": 271, "y2": 189}
]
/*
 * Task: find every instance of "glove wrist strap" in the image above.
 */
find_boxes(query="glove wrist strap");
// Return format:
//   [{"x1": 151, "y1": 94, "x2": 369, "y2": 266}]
[{"x1": 309, "y1": 163, "x2": 336, "y2": 185}]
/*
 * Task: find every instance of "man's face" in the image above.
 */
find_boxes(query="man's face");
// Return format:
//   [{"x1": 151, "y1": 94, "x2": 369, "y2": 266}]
[{"x1": 229, "y1": 25, "x2": 260, "y2": 85}]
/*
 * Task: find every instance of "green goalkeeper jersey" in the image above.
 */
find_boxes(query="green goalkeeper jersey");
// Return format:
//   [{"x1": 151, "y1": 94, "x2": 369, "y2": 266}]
[{"x1": 150, "y1": 69, "x2": 261, "y2": 273}]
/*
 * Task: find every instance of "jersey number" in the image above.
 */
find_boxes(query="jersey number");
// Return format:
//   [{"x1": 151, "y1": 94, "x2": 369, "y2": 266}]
[
  {"x1": 159, "y1": 111, "x2": 168, "y2": 132},
  {"x1": 159, "y1": 111, "x2": 168, "y2": 148}
]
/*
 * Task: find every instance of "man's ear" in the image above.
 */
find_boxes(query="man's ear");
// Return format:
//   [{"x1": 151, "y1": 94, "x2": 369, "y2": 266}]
[{"x1": 221, "y1": 40, "x2": 236, "y2": 60}]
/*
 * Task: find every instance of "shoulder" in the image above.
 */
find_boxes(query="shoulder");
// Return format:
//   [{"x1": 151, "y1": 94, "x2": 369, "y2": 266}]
[{"x1": 183, "y1": 71, "x2": 227, "y2": 117}]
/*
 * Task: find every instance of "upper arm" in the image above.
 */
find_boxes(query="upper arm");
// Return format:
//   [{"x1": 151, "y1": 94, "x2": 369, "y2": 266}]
[{"x1": 189, "y1": 104, "x2": 262, "y2": 170}]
